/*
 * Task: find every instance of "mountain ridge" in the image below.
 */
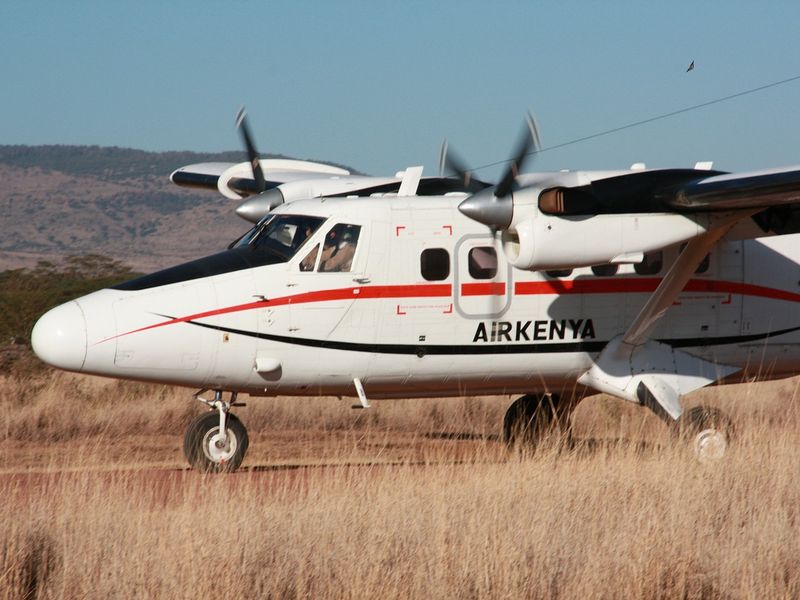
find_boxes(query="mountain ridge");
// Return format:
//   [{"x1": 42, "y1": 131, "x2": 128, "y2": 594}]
[{"x1": 0, "y1": 145, "x2": 359, "y2": 272}]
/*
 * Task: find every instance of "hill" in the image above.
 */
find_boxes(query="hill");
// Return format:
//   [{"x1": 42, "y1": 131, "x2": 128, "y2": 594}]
[{"x1": 0, "y1": 145, "x2": 357, "y2": 272}]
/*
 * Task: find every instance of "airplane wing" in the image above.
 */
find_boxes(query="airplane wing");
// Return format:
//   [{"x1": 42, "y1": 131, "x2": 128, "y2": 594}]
[
  {"x1": 171, "y1": 158, "x2": 352, "y2": 199},
  {"x1": 173, "y1": 158, "x2": 491, "y2": 223},
  {"x1": 536, "y1": 165, "x2": 800, "y2": 217},
  {"x1": 169, "y1": 162, "x2": 237, "y2": 191},
  {"x1": 665, "y1": 165, "x2": 800, "y2": 211}
]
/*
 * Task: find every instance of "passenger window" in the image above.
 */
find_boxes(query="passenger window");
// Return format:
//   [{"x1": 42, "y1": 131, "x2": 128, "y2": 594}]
[
  {"x1": 679, "y1": 243, "x2": 710, "y2": 274},
  {"x1": 421, "y1": 248, "x2": 450, "y2": 281},
  {"x1": 634, "y1": 251, "x2": 663, "y2": 275},
  {"x1": 591, "y1": 264, "x2": 618, "y2": 276},
  {"x1": 319, "y1": 224, "x2": 361, "y2": 273},
  {"x1": 299, "y1": 244, "x2": 319, "y2": 272},
  {"x1": 468, "y1": 247, "x2": 497, "y2": 279},
  {"x1": 546, "y1": 269, "x2": 573, "y2": 278}
]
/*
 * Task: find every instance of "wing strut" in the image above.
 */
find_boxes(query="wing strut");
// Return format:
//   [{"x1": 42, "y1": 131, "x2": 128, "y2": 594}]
[{"x1": 577, "y1": 210, "x2": 754, "y2": 421}]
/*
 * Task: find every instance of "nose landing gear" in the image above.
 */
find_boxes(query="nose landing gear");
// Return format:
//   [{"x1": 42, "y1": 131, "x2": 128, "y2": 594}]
[{"x1": 184, "y1": 390, "x2": 249, "y2": 472}]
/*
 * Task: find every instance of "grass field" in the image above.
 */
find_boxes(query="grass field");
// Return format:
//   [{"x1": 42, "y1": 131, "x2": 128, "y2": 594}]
[{"x1": 1, "y1": 370, "x2": 799, "y2": 598}]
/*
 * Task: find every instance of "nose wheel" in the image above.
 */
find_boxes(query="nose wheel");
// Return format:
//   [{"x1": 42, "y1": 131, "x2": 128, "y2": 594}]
[{"x1": 183, "y1": 391, "x2": 249, "y2": 472}]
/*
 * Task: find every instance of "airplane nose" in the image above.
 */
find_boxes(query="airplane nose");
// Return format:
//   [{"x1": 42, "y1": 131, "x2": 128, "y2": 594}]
[{"x1": 31, "y1": 301, "x2": 87, "y2": 371}]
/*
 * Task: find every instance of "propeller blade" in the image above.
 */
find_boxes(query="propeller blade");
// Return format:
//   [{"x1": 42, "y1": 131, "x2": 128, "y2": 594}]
[
  {"x1": 235, "y1": 107, "x2": 267, "y2": 193},
  {"x1": 439, "y1": 139, "x2": 474, "y2": 186},
  {"x1": 494, "y1": 112, "x2": 541, "y2": 198}
]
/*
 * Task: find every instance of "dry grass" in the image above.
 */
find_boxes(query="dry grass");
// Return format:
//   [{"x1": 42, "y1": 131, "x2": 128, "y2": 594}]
[{"x1": 1, "y1": 370, "x2": 800, "y2": 598}]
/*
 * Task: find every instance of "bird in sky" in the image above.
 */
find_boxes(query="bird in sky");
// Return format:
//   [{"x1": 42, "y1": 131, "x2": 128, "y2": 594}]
[{"x1": 686, "y1": 60, "x2": 695, "y2": 72}]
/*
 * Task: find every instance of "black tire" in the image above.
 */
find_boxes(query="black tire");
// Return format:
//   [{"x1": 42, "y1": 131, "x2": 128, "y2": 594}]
[
  {"x1": 503, "y1": 394, "x2": 570, "y2": 449},
  {"x1": 675, "y1": 406, "x2": 733, "y2": 461},
  {"x1": 182, "y1": 412, "x2": 207, "y2": 457},
  {"x1": 183, "y1": 411, "x2": 249, "y2": 473}
]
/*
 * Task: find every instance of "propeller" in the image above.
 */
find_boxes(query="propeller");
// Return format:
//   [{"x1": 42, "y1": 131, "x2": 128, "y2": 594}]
[
  {"x1": 457, "y1": 113, "x2": 541, "y2": 230},
  {"x1": 439, "y1": 139, "x2": 474, "y2": 186},
  {"x1": 233, "y1": 108, "x2": 286, "y2": 222},
  {"x1": 235, "y1": 107, "x2": 267, "y2": 193}
]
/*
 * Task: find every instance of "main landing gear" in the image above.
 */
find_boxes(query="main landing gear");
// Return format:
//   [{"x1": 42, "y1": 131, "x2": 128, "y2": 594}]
[
  {"x1": 502, "y1": 394, "x2": 734, "y2": 461},
  {"x1": 502, "y1": 393, "x2": 576, "y2": 450},
  {"x1": 674, "y1": 406, "x2": 733, "y2": 463},
  {"x1": 184, "y1": 390, "x2": 249, "y2": 472}
]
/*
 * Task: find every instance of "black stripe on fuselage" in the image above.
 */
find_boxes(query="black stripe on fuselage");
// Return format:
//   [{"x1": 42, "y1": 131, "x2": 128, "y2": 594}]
[{"x1": 183, "y1": 321, "x2": 800, "y2": 355}]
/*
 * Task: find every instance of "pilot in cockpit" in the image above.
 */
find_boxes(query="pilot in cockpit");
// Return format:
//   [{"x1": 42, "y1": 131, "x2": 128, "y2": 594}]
[{"x1": 320, "y1": 225, "x2": 358, "y2": 272}]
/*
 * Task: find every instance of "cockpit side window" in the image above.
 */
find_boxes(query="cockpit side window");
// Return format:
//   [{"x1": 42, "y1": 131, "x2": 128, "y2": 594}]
[{"x1": 319, "y1": 223, "x2": 362, "y2": 273}]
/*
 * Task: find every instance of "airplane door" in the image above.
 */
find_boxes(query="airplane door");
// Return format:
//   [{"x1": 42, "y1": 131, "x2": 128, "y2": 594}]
[
  {"x1": 286, "y1": 219, "x2": 372, "y2": 340},
  {"x1": 454, "y1": 234, "x2": 512, "y2": 319}
]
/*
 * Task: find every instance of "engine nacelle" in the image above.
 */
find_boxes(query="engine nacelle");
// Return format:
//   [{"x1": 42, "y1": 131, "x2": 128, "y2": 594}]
[{"x1": 501, "y1": 210, "x2": 709, "y2": 271}]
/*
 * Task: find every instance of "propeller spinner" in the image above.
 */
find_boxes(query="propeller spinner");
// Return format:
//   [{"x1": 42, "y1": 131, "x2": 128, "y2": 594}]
[{"x1": 456, "y1": 113, "x2": 541, "y2": 230}]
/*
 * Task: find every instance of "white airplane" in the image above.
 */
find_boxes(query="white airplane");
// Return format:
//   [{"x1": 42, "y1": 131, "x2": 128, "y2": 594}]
[{"x1": 30, "y1": 110, "x2": 800, "y2": 472}]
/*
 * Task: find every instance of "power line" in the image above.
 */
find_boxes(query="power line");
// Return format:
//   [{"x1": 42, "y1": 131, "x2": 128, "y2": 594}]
[{"x1": 472, "y1": 73, "x2": 800, "y2": 173}]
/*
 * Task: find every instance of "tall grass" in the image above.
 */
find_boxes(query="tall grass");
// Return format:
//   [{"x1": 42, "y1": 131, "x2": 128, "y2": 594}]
[{"x1": 1, "y1": 370, "x2": 799, "y2": 598}]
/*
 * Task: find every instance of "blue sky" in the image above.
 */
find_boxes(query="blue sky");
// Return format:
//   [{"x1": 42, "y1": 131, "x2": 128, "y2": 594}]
[{"x1": 3, "y1": 1, "x2": 800, "y2": 179}]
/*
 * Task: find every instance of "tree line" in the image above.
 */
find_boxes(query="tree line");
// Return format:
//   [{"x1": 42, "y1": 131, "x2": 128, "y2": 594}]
[{"x1": 0, "y1": 255, "x2": 139, "y2": 349}]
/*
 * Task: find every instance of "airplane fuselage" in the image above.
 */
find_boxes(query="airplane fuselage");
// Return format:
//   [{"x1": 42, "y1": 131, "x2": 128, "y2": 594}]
[{"x1": 32, "y1": 194, "x2": 800, "y2": 400}]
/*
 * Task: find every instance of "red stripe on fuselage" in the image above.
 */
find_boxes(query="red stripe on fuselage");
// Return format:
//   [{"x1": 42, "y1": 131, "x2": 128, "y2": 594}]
[
  {"x1": 515, "y1": 278, "x2": 660, "y2": 295},
  {"x1": 461, "y1": 282, "x2": 506, "y2": 296},
  {"x1": 103, "y1": 278, "x2": 800, "y2": 344},
  {"x1": 514, "y1": 278, "x2": 800, "y2": 303}
]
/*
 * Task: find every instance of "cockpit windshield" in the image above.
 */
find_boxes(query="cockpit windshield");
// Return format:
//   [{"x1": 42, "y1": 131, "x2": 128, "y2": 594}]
[
  {"x1": 234, "y1": 214, "x2": 326, "y2": 261},
  {"x1": 113, "y1": 213, "x2": 328, "y2": 292}
]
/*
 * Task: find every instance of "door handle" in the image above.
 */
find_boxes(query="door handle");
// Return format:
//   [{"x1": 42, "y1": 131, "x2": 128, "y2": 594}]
[{"x1": 353, "y1": 277, "x2": 371, "y2": 284}]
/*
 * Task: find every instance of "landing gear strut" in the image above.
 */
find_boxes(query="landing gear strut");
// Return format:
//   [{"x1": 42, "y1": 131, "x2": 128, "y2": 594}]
[
  {"x1": 503, "y1": 393, "x2": 576, "y2": 450},
  {"x1": 184, "y1": 390, "x2": 249, "y2": 472}
]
